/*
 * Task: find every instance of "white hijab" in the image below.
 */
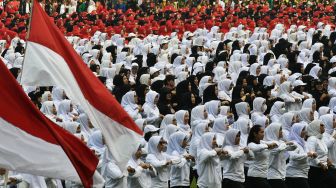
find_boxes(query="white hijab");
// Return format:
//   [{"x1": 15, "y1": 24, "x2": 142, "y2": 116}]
[
  {"x1": 148, "y1": 136, "x2": 165, "y2": 160},
  {"x1": 232, "y1": 118, "x2": 249, "y2": 146},
  {"x1": 175, "y1": 110, "x2": 190, "y2": 133},
  {"x1": 223, "y1": 129, "x2": 240, "y2": 147},
  {"x1": 205, "y1": 100, "x2": 221, "y2": 120},
  {"x1": 88, "y1": 130, "x2": 105, "y2": 156},
  {"x1": 167, "y1": 132, "x2": 187, "y2": 155},
  {"x1": 121, "y1": 91, "x2": 139, "y2": 111},
  {"x1": 307, "y1": 120, "x2": 323, "y2": 139},
  {"x1": 264, "y1": 123, "x2": 281, "y2": 142},
  {"x1": 320, "y1": 114, "x2": 334, "y2": 135},
  {"x1": 235, "y1": 102, "x2": 250, "y2": 119}
]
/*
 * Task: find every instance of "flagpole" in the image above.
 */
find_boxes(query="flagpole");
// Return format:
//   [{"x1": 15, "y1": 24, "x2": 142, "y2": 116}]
[{"x1": 20, "y1": 0, "x2": 35, "y2": 85}]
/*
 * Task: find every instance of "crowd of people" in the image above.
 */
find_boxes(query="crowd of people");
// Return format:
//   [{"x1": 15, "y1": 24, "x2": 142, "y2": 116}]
[
  {"x1": 0, "y1": 0, "x2": 336, "y2": 44},
  {"x1": 1, "y1": 0, "x2": 336, "y2": 188}
]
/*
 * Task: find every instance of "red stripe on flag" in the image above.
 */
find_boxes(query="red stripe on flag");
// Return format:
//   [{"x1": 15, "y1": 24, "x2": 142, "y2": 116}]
[
  {"x1": 0, "y1": 59, "x2": 98, "y2": 188},
  {"x1": 28, "y1": 0, "x2": 142, "y2": 135}
]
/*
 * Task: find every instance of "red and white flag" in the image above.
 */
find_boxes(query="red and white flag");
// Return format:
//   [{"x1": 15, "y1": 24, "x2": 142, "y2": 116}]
[
  {"x1": 0, "y1": 59, "x2": 104, "y2": 187},
  {"x1": 21, "y1": 0, "x2": 143, "y2": 173}
]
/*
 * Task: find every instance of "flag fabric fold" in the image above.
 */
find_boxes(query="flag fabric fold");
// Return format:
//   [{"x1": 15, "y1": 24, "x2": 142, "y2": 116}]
[
  {"x1": 0, "y1": 58, "x2": 104, "y2": 188},
  {"x1": 21, "y1": 0, "x2": 143, "y2": 174}
]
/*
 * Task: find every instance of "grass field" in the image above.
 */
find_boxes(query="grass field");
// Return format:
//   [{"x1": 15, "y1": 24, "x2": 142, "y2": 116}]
[{"x1": 191, "y1": 178, "x2": 197, "y2": 188}]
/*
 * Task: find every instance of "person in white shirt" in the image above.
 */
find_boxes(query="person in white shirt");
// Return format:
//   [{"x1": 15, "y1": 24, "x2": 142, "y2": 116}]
[
  {"x1": 246, "y1": 125, "x2": 277, "y2": 188},
  {"x1": 175, "y1": 110, "x2": 191, "y2": 136},
  {"x1": 320, "y1": 114, "x2": 336, "y2": 187},
  {"x1": 142, "y1": 90, "x2": 163, "y2": 126},
  {"x1": 196, "y1": 132, "x2": 224, "y2": 188},
  {"x1": 222, "y1": 129, "x2": 253, "y2": 188},
  {"x1": 146, "y1": 136, "x2": 174, "y2": 188},
  {"x1": 121, "y1": 91, "x2": 142, "y2": 120},
  {"x1": 264, "y1": 123, "x2": 296, "y2": 188},
  {"x1": 306, "y1": 120, "x2": 328, "y2": 188},
  {"x1": 251, "y1": 97, "x2": 267, "y2": 125},
  {"x1": 127, "y1": 144, "x2": 155, "y2": 188},
  {"x1": 286, "y1": 123, "x2": 316, "y2": 188},
  {"x1": 101, "y1": 148, "x2": 127, "y2": 188},
  {"x1": 189, "y1": 123, "x2": 209, "y2": 183},
  {"x1": 167, "y1": 131, "x2": 193, "y2": 188}
]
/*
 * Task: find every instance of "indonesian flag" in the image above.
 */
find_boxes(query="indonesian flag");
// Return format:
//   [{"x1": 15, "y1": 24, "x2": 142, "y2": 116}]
[
  {"x1": 0, "y1": 59, "x2": 104, "y2": 187},
  {"x1": 21, "y1": 0, "x2": 143, "y2": 174}
]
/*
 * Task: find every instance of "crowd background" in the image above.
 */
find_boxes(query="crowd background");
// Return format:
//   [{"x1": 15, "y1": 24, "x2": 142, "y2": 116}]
[
  {"x1": 0, "y1": 0, "x2": 335, "y2": 45},
  {"x1": 1, "y1": 0, "x2": 336, "y2": 188}
]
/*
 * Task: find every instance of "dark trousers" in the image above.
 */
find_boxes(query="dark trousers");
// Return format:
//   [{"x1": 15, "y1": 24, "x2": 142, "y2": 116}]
[
  {"x1": 285, "y1": 177, "x2": 309, "y2": 188},
  {"x1": 246, "y1": 176, "x2": 271, "y2": 188},
  {"x1": 308, "y1": 166, "x2": 328, "y2": 188},
  {"x1": 268, "y1": 179, "x2": 287, "y2": 188},
  {"x1": 222, "y1": 178, "x2": 244, "y2": 188},
  {"x1": 189, "y1": 168, "x2": 198, "y2": 184},
  {"x1": 326, "y1": 168, "x2": 336, "y2": 188}
]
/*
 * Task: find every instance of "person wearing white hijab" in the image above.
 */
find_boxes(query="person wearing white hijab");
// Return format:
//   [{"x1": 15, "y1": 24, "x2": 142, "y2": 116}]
[
  {"x1": 222, "y1": 129, "x2": 252, "y2": 187},
  {"x1": 127, "y1": 144, "x2": 155, "y2": 188},
  {"x1": 298, "y1": 108, "x2": 314, "y2": 126},
  {"x1": 190, "y1": 123, "x2": 209, "y2": 159},
  {"x1": 101, "y1": 147, "x2": 126, "y2": 188},
  {"x1": 255, "y1": 116, "x2": 270, "y2": 128},
  {"x1": 167, "y1": 132, "x2": 193, "y2": 187},
  {"x1": 140, "y1": 74, "x2": 151, "y2": 86},
  {"x1": 212, "y1": 117, "x2": 229, "y2": 147},
  {"x1": 77, "y1": 113, "x2": 94, "y2": 136},
  {"x1": 204, "y1": 100, "x2": 221, "y2": 121},
  {"x1": 172, "y1": 56, "x2": 184, "y2": 68},
  {"x1": 228, "y1": 61, "x2": 242, "y2": 85},
  {"x1": 218, "y1": 106, "x2": 234, "y2": 122},
  {"x1": 269, "y1": 101, "x2": 286, "y2": 123},
  {"x1": 280, "y1": 112, "x2": 296, "y2": 141},
  {"x1": 232, "y1": 118, "x2": 250, "y2": 147},
  {"x1": 235, "y1": 102, "x2": 250, "y2": 120},
  {"x1": 264, "y1": 123, "x2": 296, "y2": 188},
  {"x1": 190, "y1": 105, "x2": 209, "y2": 134},
  {"x1": 277, "y1": 81, "x2": 299, "y2": 111},
  {"x1": 246, "y1": 125, "x2": 277, "y2": 188},
  {"x1": 52, "y1": 87, "x2": 64, "y2": 111},
  {"x1": 143, "y1": 90, "x2": 162, "y2": 126},
  {"x1": 218, "y1": 79, "x2": 233, "y2": 102},
  {"x1": 329, "y1": 97, "x2": 336, "y2": 114},
  {"x1": 175, "y1": 110, "x2": 191, "y2": 136},
  {"x1": 41, "y1": 91, "x2": 52, "y2": 103},
  {"x1": 249, "y1": 63, "x2": 261, "y2": 77},
  {"x1": 306, "y1": 120, "x2": 328, "y2": 188},
  {"x1": 251, "y1": 97, "x2": 267, "y2": 125},
  {"x1": 40, "y1": 101, "x2": 61, "y2": 123},
  {"x1": 88, "y1": 130, "x2": 105, "y2": 157},
  {"x1": 320, "y1": 114, "x2": 336, "y2": 176},
  {"x1": 162, "y1": 124, "x2": 179, "y2": 143},
  {"x1": 213, "y1": 66, "x2": 227, "y2": 83},
  {"x1": 63, "y1": 121, "x2": 81, "y2": 135},
  {"x1": 318, "y1": 107, "x2": 330, "y2": 117},
  {"x1": 146, "y1": 136, "x2": 175, "y2": 188},
  {"x1": 308, "y1": 66, "x2": 322, "y2": 80},
  {"x1": 285, "y1": 123, "x2": 314, "y2": 188},
  {"x1": 57, "y1": 99, "x2": 76, "y2": 122},
  {"x1": 196, "y1": 132, "x2": 223, "y2": 188},
  {"x1": 159, "y1": 114, "x2": 176, "y2": 136},
  {"x1": 121, "y1": 91, "x2": 142, "y2": 120},
  {"x1": 302, "y1": 98, "x2": 319, "y2": 120},
  {"x1": 199, "y1": 76, "x2": 212, "y2": 97}
]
